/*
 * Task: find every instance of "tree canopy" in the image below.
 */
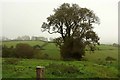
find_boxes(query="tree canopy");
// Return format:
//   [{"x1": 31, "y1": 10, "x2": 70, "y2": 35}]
[{"x1": 41, "y1": 3, "x2": 100, "y2": 60}]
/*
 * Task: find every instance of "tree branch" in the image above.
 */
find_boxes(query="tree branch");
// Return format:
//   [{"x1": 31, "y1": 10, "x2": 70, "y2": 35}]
[{"x1": 48, "y1": 30, "x2": 59, "y2": 34}]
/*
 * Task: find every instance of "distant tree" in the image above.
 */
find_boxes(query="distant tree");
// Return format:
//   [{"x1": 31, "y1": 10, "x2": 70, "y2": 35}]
[
  {"x1": 38, "y1": 37, "x2": 45, "y2": 41},
  {"x1": 39, "y1": 37, "x2": 48, "y2": 41},
  {"x1": 44, "y1": 37, "x2": 48, "y2": 41},
  {"x1": 31, "y1": 36, "x2": 36, "y2": 40},
  {"x1": 49, "y1": 37, "x2": 54, "y2": 41},
  {"x1": 42, "y1": 3, "x2": 100, "y2": 60},
  {"x1": 2, "y1": 36, "x2": 10, "y2": 41},
  {"x1": 22, "y1": 35, "x2": 30, "y2": 40},
  {"x1": 16, "y1": 36, "x2": 22, "y2": 40},
  {"x1": 31, "y1": 36, "x2": 48, "y2": 41},
  {"x1": 113, "y1": 43, "x2": 119, "y2": 47}
]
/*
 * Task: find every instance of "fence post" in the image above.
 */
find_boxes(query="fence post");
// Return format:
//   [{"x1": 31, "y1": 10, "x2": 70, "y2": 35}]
[{"x1": 36, "y1": 66, "x2": 45, "y2": 80}]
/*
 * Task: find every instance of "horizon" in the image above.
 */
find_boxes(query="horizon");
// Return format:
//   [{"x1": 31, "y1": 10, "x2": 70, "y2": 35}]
[{"x1": 0, "y1": 35, "x2": 118, "y2": 44}]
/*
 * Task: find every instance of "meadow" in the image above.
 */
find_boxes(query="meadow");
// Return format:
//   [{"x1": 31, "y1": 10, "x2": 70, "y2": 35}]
[{"x1": 2, "y1": 40, "x2": 119, "y2": 78}]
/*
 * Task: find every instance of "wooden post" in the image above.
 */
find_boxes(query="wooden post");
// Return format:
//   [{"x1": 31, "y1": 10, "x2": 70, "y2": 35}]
[{"x1": 36, "y1": 66, "x2": 45, "y2": 80}]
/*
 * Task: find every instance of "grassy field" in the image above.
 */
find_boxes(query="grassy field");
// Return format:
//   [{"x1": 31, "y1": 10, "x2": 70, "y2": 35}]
[
  {"x1": 2, "y1": 40, "x2": 119, "y2": 78},
  {"x1": 2, "y1": 40, "x2": 60, "y2": 60},
  {"x1": 2, "y1": 40, "x2": 45, "y2": 47},
  {"x1": 2, "y1": 58, "x2": 118, "y2": 78},
  {"x1": 2, "y1": 40, "x2": 118, "y2": 61}
]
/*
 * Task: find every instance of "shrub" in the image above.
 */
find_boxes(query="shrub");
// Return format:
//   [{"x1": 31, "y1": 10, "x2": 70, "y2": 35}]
[
  {"x1": 2, "y1": 45, "x2": 15, "y2": 58},
  {"x1": 15, "y1": 43, "x2": 34, "y2": 58},
  {"x1": 2, "y1": 43, "x2": 43, "y2": 59},
  {"x1": 60, "y1": 38, "x2": 85, "y2": 61},
  {"x1": 105, "y1": 56, "x2": 116, "y2": 61}
]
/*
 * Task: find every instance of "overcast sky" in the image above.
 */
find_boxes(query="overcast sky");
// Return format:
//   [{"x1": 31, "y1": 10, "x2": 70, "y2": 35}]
[{"x1": 0, "y1": 0, "x2": 119, "y2": 44}]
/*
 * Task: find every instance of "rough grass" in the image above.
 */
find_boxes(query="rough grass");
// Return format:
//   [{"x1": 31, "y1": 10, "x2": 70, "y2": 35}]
[
  {"x1": 2, "y1": 41, "x2": 118, "y2": 78},
  {"x1": 2, "y1": 58, "x2": 118, "y2": 78},
  {"x1": 2, "y1": 41, "x2": 118, "y2": 62}
]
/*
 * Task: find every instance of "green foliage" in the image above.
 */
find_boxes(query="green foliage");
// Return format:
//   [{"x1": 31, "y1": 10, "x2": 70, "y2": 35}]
[
  {"x1": 15, "y1": 43, "x2": 34, "y2": 58},
  {"x1": 2, "y1": 45, "x2": 16, "y2": 58},
  {"x1": 2, "y1": 43, "x2": 37, "y2": 59},
  {"x1": 2, "y1": 41, "x2": 118, "y2": 78},
  {"x1": 2, "y1": 41, "x2": 60, "y2": 60},
  {"x1": 42, "y1": 3, "x2": 100, "y2": 60},
  {"x1": 60, "y1": 38, "x2": 85, "y2": 60},
  {"x1": 2, "y1": 41, "x2": 118, "y2": 61},
  {"x1": 105, "y1": 56, "x2": 116, "y2": 61}
]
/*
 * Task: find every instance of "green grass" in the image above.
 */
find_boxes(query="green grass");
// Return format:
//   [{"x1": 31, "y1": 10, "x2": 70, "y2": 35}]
[
  {"x1": 2, "y1": 41, "x2": 118, "y2": 62},
  {"x1": 2, "y1": 41, "x2": 118, "y2": 61},
  {"x1": 41, "y1": 43, "x2": 60, "y2": 59},
  {"x1": 85, "y1": 48, "x2": 118, "y2": 63},
  {"x1": 2, "y1": 58, "x2": 118, "y2": 78},
  {"x1": 2, "y1": 40, "x2": 119, "y2": 78},
  {"x1": 2, "y1": 41, "x2": 61, "y2": 60},
  {"x1": 2, "y1": 40, "x2": 45, "y2": 47}
]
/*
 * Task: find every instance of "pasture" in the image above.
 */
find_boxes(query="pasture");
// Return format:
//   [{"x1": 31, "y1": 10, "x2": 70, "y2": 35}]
[
  {"x1": 2, "y1": 58, "x2": 118, "y2": 78},
  {"x1": 2, "y1": 40, "x2": 118, "y2": 62},
  {"x1": 2, "y1": 40, "x2": 119, "y2": 78}
]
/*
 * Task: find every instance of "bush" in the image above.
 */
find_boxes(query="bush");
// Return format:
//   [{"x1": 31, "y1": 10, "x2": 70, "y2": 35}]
[
  {"x1": 15, "y1": 43, "x2": 34, "y2": 58},
  {"x1": 105, "y1": 56, "x2": 116, "y2": 61},
  {"x1": 2, "y1": 45, "x2": 15, "y2": 58},
  {"x1": 60, "y1": 38, "x2": 85, "y2": 61},
  {"x1": 2, "y1": 43, "x2": 45, "y2": 59}
]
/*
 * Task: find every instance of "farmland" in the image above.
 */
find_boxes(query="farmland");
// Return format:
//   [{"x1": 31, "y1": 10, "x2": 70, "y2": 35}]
[{"x1": 2, "y1": 40, "x2": 119, "y2": 78}]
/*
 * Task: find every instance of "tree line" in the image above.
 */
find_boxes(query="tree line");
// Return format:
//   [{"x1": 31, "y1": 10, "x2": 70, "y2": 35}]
[{"x1": 1, "y1": 36, "x2": 54, "y2": 41}]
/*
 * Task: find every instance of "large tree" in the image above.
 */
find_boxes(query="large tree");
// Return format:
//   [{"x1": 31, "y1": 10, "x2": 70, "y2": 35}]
[{"x1": 41, "y1": 3, "x2": 100, "y2": 60}]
